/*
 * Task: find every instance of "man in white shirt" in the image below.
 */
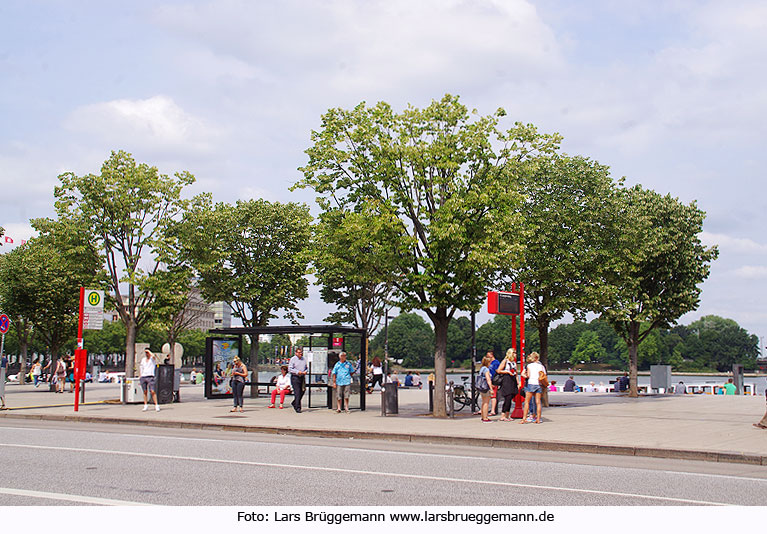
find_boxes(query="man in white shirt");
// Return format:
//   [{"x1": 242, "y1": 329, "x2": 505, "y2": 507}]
[{"x1": 140, "y1": 349, "x2": 161, "y2": 412}]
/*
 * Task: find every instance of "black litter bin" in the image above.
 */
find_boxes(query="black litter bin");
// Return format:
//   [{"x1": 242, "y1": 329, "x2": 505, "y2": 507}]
[{"x1": 382, "y1": 383, "x2": 398, "y2": 415}]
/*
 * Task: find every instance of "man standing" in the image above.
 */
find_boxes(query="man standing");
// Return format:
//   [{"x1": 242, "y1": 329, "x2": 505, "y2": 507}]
[
  {"x1": 723, "y1": 378, "x2": 737, "y2": 395},
  {"x1": 140, "y1": 348, "x2": 161, "y2": 412},
  {"x1": 331, "y1": 352, "x2": 356, "y2": 413},
  {"x1": 288, "y1": 348, "x2": 307, "y2": 413}
]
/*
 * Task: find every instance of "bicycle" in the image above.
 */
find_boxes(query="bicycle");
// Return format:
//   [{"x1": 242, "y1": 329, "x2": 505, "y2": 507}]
[{"x1": 451, "y1": 378, "x2": 479, "y2": 412}]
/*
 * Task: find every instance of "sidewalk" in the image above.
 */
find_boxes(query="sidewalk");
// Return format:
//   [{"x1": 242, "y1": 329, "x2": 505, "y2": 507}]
[{"x1": 1, "y1": 382, "x2": 766, "y2": 465}]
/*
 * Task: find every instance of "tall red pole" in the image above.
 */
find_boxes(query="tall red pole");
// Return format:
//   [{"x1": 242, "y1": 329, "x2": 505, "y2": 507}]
[
  {"x1": 74, "y1": 287, "x2": 85, "y2": 412},
  {"x1": 519, "y1": 283, "x2": 525, "y2": 359}
]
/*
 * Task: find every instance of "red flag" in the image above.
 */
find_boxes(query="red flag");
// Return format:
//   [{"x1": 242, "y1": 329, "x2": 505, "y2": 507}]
[
  {"x1": 4, "y1": 236, "x2": 12, "y2": 244},
  {"x1": 21, "y1": 239, "x2": 27, "y2": 245}
]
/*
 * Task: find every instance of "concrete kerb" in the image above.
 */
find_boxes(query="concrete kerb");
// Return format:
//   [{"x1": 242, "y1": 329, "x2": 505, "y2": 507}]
[{"x1": 2, "y1": 411, "x2": 765, "y2": 466}]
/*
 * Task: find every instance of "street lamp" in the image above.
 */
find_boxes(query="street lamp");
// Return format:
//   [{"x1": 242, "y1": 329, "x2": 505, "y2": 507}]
[{"x1": 384, "y1": 312, "x2": 394, "y2": 378}]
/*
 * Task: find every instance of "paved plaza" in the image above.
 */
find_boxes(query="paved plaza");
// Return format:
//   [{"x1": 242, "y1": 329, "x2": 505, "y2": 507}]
[{"x1": 1, "y1": 381, "x2": 766, "y2": 465}]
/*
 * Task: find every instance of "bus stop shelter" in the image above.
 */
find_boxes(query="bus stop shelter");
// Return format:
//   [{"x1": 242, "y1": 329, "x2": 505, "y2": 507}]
[{"x1": 206, "y1": 325, "x2": 368, "y2": 410}]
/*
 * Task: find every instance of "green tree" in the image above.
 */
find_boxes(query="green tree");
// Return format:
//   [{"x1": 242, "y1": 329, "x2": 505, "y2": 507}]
[
  {"x1": 26, "y1": 217, "x2": 103, "y2": 366},
  {"x1": 602, "y1": 186, "x2": 718, "y2": 396},
  {"x1": 313, "y1": 209, "x2": 393, "y2": 357},
  {"x1": 54, "y1": 150, "x2": 195, "y2": 377},
  {"x1": 446, "y1": 316, "x2": 472, "y2": 365},
  {"x1": 370, "y1": 313, "x2": 433, "y2": 368},
  {"x1": 297, "y1": 95, "x2": 558, "y2": 416},
  {"x1": 179, "y1": 196, "x2": 313, "y2": 396},
  {"x1": 570, "y1": 330, "x2": 607, "y2": 366},
  {"x1": 506, "y1": 154, "x2": 620, "y2": 369},
  {"x1": 684, "y1": 315, "x2": 759, "y2": 371},
  {"x1": 0, "y1": 246, "x2": 36, "y2": 382}
]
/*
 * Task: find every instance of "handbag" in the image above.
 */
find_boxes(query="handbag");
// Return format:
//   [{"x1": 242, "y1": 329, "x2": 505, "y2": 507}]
[
  {"x1": 491, "y1": 372, "x2": 503, "y2": 387},
  {"x1": 538, "y1": 370, "x2": 549, "y2": 389}
]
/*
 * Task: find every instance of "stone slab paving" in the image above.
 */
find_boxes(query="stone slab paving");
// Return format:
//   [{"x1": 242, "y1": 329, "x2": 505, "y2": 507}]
[{"x1": 1, "y1": 381, "x2": 765, "y2": 464}]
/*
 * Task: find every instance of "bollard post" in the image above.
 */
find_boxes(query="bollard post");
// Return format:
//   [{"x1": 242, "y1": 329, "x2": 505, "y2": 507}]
[
  {"x1": 428, "y1": 381, "x2": 434, "y2": 413},
  {"x1": 447, "y1": 381, "x2": 454, "y2": 418},
  {"x1": 381, "y1": 386, "x2": 386, "y2": 416}
]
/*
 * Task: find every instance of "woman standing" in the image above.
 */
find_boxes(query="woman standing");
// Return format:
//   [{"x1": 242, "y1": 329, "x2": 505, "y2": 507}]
[
  {"x1": 520, "y1": 352, "x2": 546, "y2": 424},
  {"x1": 478, "y1": 355, "x2": 494, "y2": 423},
  {"x1": 230, "y1": 356, "x2": 248, "y2": 413},
  {"x1": 497, "y1": 349, "x2": 519, "y2": 421}
]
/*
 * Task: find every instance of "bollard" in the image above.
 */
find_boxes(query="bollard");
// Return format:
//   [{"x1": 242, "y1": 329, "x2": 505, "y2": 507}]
[
  {"x1": 381, "y1": 386, "x2": 386, "y2": 417},
  {"x1": 428, "y1": 381, "x2": 434, "y2": 413},
  {"x1": 447, "y1": 381, "x2": 454, "y2": 418}
]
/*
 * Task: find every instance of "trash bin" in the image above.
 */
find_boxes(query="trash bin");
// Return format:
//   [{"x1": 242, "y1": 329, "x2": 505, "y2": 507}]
[
  {"x1": 121, "y1": 377, "x2": 143, "y2": 403},
  {"x1": 382, "y1": 383, "x2": 398, "y2": 415}
]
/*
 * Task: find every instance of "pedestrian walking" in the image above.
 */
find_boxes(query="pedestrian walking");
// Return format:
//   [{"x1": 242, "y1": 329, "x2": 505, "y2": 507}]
[
  {"x1": 331, "y1": 352, "x2": 356, "y2": 413},
  {"x1": 288, "y1": 348, "x2": 307, "y2": 413},
  {"x1": 369, "y1": 356, "x2": 384, "y2": 391},
  {"x1": 54, "y1": 358, "x2": 67, "y2": 393},
  {"x1": 31, "y1": 360, "x2": 42, "y2": 387},
  {"x1": 230, "y1": 356, "x2": 247, "y2": 413},
  {"x1": 140, "y1": 348, "x2": 161, "y2": 412},
  {"x1": 754, "y1": 381, "x2": 767, "y2": 430}
]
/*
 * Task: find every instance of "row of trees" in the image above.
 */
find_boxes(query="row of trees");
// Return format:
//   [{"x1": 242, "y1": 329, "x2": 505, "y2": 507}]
[
  {"x1": 1, "y1": 95, "x2": 718, "y2": 416},
  {"x1": 370, "y1": 313, "x2": 759, "y2": 373}
]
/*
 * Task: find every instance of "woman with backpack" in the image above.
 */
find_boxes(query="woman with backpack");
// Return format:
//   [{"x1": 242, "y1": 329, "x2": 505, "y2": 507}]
[
  {"x1": 497, "y1": 348, "x2": 519, "y2": 421},
  {"x1": 477, "y1": 355, "x2": 494, "y2": 423},
  {"x1": 520, "y1": 352, "x2": 546, "y2": 424}
]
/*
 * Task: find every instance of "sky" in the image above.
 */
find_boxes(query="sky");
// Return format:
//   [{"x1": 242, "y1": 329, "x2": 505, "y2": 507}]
[{"x1": 1, "y1": 0, "x2": 765, "y2": 346}]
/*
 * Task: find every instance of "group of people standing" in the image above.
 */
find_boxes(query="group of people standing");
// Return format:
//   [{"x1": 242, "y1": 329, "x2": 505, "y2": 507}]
[
  {"x1": 229, "y1": 348, "x2": 358, "y2": 414},
  {"x1": 477, "y1": 349, "x2": 547, "y2": 424}
]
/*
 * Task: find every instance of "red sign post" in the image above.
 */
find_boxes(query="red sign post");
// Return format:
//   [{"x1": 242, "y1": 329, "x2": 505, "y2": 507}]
[
  {"x1": 487, "y1": 283, "x2": 525, "y2": 418},
  {"x1": 74, "y1": 288, "x2": 85, "y2": 411}
]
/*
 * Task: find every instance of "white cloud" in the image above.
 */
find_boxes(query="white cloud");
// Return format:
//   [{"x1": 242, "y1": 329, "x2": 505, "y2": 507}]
[
  {"x1": 701, "y1": 232, "x2": 767, "y2": 254},
  {"x1": 152, "y1": 0, "x2": 563, "y2": 97},
  {"x1": 65, "y1": 95, "x2": 222, "y2": 155},
  {"x1": 733, "y1": 265, "x2": 767, "y2": 280}
]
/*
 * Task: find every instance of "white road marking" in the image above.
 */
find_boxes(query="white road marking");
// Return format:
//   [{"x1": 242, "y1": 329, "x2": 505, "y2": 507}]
[
  {"x1": 3, "y1": 424, "x2": 766, "y2": 483},
  {"x1": 0, "y1": 442, "x2": 730, "y2": 505},
  {"x1": 0, "y1": 487, "x2": 150, "y2": 506}
]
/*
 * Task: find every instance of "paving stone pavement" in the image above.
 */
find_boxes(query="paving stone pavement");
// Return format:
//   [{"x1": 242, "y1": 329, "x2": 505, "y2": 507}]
[{"x1": 1, "y1": 381, "x2": 766, "y2": 464}]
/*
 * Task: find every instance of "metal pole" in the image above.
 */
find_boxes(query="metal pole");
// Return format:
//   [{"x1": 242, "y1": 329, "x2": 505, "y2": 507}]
[
  {"x1": 447, "y1": 380, "x2": 454, "y2": 418},
  {"x1": 470, "y1": 312, "x2": 476, "y2": 413},
  {"x1": 383, "y1": 313, "x2": 390, "y2": 416},
  {"x1": 384, "y1": 313, "x2": 389, "y2": 378},
  {"x1": 75, "y1": 287, "x2": 85, "y2": 412}
]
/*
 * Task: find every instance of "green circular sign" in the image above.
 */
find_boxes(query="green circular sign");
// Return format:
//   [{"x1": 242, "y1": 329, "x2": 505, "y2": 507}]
[{"x1": 87, "y1": 292, "x2": 101, "y2": 306}]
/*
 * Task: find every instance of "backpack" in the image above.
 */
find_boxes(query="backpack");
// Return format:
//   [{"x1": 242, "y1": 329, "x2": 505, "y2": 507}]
[{"x1": 475, "y1": 369, "x2": 490, "y2": 393}]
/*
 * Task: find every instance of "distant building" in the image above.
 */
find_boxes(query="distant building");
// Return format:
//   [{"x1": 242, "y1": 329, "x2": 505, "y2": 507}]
[
  {"x1": 185, "y1": 289, "x2": 216, "y2": 331},
  {"x1": 210, "y1": 301, "x2": 232, "y2": 329},
  {"x1": 757, "y1": 359, "x2": 767, "y2": 373}
]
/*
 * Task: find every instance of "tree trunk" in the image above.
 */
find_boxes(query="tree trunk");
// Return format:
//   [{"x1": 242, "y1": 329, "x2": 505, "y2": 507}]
[
  {"x1": 431, "y1": 309, "x2": 449, "y2": 418},
  {"x1": 628, "y1": 321, "x2": 639, "y2": 397},
  {"x1": 125, "y1": 321, "x2": 137, "y2": 378},
  {"x1": 537, "y1": 321, "x2": 550, "y2": 407},
  {"x1": 18, "y1": 349, "x2": 27, "y2": 385},
  {"x1": 249, "y1": 335, "x2": 260, "y2": 398}
]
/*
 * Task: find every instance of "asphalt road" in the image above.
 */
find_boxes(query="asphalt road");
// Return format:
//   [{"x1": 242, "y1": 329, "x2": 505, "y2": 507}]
[{"x1": 1, "y1": 419, "x2": 765, "y2": 506}]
